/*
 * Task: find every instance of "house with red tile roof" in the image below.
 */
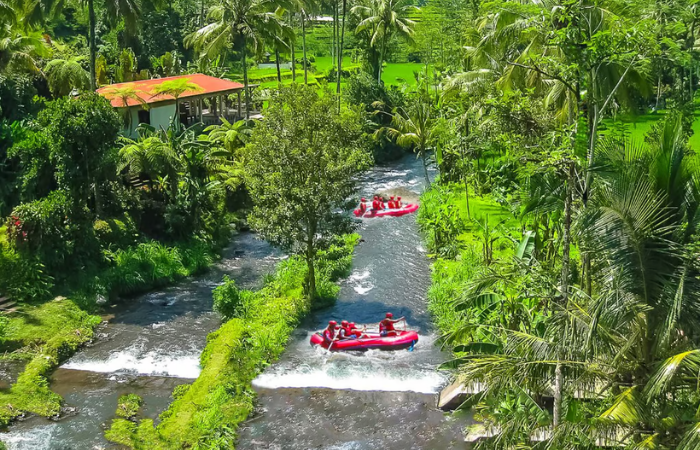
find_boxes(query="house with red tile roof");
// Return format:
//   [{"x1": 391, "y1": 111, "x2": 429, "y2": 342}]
[{"x1": 96, "y1": 73, "x2": 259, "y2": 136}]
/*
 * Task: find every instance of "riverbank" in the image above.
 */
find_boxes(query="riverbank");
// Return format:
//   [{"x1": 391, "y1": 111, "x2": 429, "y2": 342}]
[
  {"x1": 0, "y1": 235, "x2": 221, "y2": 431},
  {"x1": 0, "y1": 299, "x2": 101, "y2": 427},
  {"x1": 104, "y1": 234, "x2": 359, "y2": 448}
]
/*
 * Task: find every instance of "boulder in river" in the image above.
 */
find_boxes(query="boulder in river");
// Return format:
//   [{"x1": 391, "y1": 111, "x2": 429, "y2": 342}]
[
  {"x1": 437, "y1": 379, "x2": 471, "y2": 411},
  {"x1": 375, "y1": 187, "x2": 421, "y2": 204}
]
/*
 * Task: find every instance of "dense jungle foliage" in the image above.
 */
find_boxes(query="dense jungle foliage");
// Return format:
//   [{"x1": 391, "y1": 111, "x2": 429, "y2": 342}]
[{"x1": 4, "y1": 0, "x2": 700, "y2": 445}]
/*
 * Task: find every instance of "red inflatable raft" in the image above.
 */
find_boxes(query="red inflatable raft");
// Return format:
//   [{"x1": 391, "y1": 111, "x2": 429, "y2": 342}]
[
  {"x1": 310, "y1": 330, "x2": 419, "y2": 351},
  {"x1": 353, "y1": 203, "x2": 419, "y2": 218}
]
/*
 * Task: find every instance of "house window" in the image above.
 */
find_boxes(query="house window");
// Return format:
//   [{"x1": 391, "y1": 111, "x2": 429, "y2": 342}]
[{"x1": 137, "y1": 109, "x2": 150, "y2": 125}]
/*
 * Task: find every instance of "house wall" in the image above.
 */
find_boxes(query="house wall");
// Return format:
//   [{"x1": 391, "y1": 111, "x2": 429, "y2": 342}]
[
  {"x1": 125, "y1": 109, "x2": 140, "y2": 138},
  {"x1": 122, "y1": 106, "x2": 175, "y2": 138},
  {"x1": 150, "y1": 104, "x2": 176, "y2": 131}
]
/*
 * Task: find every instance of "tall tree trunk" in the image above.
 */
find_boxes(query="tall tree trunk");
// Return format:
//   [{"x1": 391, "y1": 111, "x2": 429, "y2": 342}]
[
  {"x1": 421, "y1": 152, "x2": 430, "y2": 185},
  {"x1": 88, "y1": 0, "x2": 97, "y2": 90},
  {"x1": 242, "y1": 35, "x2": 251, "y2": 120},
  {"x1": 200, "y1": 0, "x2": 205, "y2": 26},
  {"x1": 290, "y1": 14, "x2": 296, "y2": 82},
  {"x1": 553, "y1": 162, "x2": 573, "y2": 429},
  {"x1": 275, "y1": 48, "x2": 282, "y2": 84},
  {"x1": 378, "y1": 28, "x2": 388, "y2": 84},
  {"x1": 463, "y1": 120, "x2": 471, "y2": 219},
  {"x1": 302, "y1": 12, "x2": 308, "y2": 84},
  {"x1": 306, "y1": 224, "x2": 317, "y2": 301},
  {"x1": 337, "y1": 0, "x2": 347, "y2": 108}
]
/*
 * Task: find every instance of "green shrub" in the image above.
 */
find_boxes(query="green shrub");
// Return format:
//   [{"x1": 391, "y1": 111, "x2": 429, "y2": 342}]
[
  {"x1": 116, "y1": 394, "x2": 143, "y2": 420},
  {"x1": 0, "y1": 246, "x2": 53, "y2": 301},
  {"x1": 7, "y1": 190, "x2": 100, "y2": 273},
  {"x1": 212, "y1": 276, "x2": 243, "y2": 320},
  {"x1": 93, "y1": 216, "x2": 139, "y2": 251}
]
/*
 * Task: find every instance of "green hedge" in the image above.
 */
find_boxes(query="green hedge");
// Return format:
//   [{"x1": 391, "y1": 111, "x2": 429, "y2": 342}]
[{"x1": 105, "y1": 233, "x2": 359, "y2": 448}]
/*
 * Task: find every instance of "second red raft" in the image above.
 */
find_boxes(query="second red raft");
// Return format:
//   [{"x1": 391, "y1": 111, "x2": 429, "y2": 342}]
[
  {"x1": 353, "y1": 203, "x2": 419, "y2": 218},
  {"x1": 310, "y1": 330, "x2": 419, "y2": 351}
]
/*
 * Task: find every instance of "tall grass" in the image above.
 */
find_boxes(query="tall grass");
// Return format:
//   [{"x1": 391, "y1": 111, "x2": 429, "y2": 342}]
[{"x1": 105, "y1": 240, "x2": 214, "y2": 296}]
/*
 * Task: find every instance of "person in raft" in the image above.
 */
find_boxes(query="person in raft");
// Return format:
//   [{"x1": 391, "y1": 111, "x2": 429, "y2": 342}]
[
  {"x1": 396, "y1": 196, "x2": 402, "y2": 208},
  {"x1": 358, "y1": 198, "x2": 368, "y2": 214},
  {"x1": 388, "y1": 196, "x2": 396, "y2": 209},
  {"x1": 379, "y1": 312, "x2": 405, "y2": 336},
  {"x1": 323, "y1": 321, "x2": 340, "y2": 343},
  {"x1": 339, "y1": 320, "x2": 354, "y2": 340},
  {"x1": 348, "y1": 322, "x2": 367, "y2": 338},
  {"x1": 372, "y1": 195, "x2": 383, "y2": 211}
]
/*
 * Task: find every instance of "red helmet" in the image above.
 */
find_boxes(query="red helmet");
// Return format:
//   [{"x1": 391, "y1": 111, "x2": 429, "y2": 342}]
[
  {"x1": 349, "y1": 322, "x2": 356, "y2": 328},
  {"x1": 374, "y1": 195, "x2": 379, "y2": 199},
  {"x1": 397, "y1": 196, "x2": 401, "y2": 200},
  {"x1": 390, "y1": 196, "x2": 395, "y2": 199},
  {"x1": 329, "y1": 320, "x2": 337, "y2": 327},
  {"x1": 386, "y1": 312, "x2": 393, "y2": 318},
  {"x1": 361, "y1": 198, "x2": 366, "y2": 202},
  {"x1": 341, "y1": 320, "x2": 349, "y2": 326}
]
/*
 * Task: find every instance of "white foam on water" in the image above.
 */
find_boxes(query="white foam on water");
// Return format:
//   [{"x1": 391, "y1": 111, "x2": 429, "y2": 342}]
[
  {"x1": 3, "y1": 423, "x2": 57, "y2": 450},
  {"x1": 352, "y1": 283, "x2": 374, "y2": 295},
  {"x1": 62, "y1": 349, "x2": 201, "y2": 379},
  {"x1": 348, "y1": 269, "x2": 370, "y2": 281},
  {"x1": 253, "y1": 365, "x2": 445, "y2": 394},
  {"x1": 253, "y1": 333, "x2": 446, "y2": 394}
]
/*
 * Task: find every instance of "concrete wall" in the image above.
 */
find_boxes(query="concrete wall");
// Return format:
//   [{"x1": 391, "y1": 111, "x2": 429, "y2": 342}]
[
  {"x1": 124, "y1": 109, "x2": 140, "y2": 138},
  {"x1": 121, "y1": 105, "x2": 175, "y2": 138},
  {"x1": 150, "y1": 104, "x2": 176, "y2": 131}
]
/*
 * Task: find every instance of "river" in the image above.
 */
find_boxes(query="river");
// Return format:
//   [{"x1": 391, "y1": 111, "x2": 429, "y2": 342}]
[
  {"x1": 236, "y1": 156, "x2": 471, "y2": 449},
  {"x1": 2, "y1": 155, "x2": 470, "y2": 449}
]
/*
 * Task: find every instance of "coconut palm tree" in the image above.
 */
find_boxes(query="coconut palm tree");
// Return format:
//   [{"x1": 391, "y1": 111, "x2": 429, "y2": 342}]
[
  {"x1": 378, "y1": 95, "x2": 437, "y2": 185},
  {"x1": 351, "y1": 0, "x2": 417, "y2": 83},
  {"x1": 448, "y1": 117, "x2": 700, "y2": 449},
  {"x1": 185, "y1": 0, "x2": 292, "y2": 119},
  {"x1": 20, "y1": 0, "x2": 140, "y2": 90},
  {"x1": 150, "y1": 78, "x2": 203, "y2": 131},
  {"x1": 0, "y1": 24, "x2": 49, "y2": 74},
  {"x1": 45, "y1": 55, "x2": 90, "y2": 97},
  {"x1": 102, "y1": 85, "x2": 150, "y2": 133}
]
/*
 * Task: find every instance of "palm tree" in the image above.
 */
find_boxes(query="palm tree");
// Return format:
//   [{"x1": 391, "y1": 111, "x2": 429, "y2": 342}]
[
  {"x1": 150, "y1": 78, "x2": 203, "y2": 131},
  {"x1": 0, "y1": 24, "x2": 49, "y2": 74},
  {"x1": 449, "y1": 117, "x2": 700, "y2": 449},
  {"x1": 351, "y1": 0, "x2": 417, "y2": 83},
  {"x1": 201, "y1": 118, "x2": 252, "y2": 191},
  {"x1": 185, "y1": 0, "x2": 291, "y2": 119},
  {"x1": 379, "y1": 96, "x2": 437, "y2": 185},
  {"x1": 21, "y1": 0, "x2": 140, "y2": 91},
  {"x1": 203, "y1": 117, "x2": 252, "y2": 153},
  {"x1": 120, "y1": 124, "x2": 238, "y2": 227},
  {"x1": 102, "y1": 85, "x2": 150, "y2": 133},
  {"x1": 45, "y1": 55, "x2": 90, "y2": 97}
]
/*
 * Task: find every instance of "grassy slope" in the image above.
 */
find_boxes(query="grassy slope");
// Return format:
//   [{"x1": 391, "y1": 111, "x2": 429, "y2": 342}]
[
  {"x1": 419, "y1": 185, "x2": 517, "y2": 335},
  {"x1": 602, "y1": 111, "x2": 700, "y2": 149},
  {"x1": 232, "y1": 56, "x2": 424, "y2": 90},
  {"x1": 0, "y1": 298, "x2": 101, "y2": 424}
]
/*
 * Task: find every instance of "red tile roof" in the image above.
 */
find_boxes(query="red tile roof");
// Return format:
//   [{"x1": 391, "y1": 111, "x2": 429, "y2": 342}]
[{"x1": 96, "y1": 73, "x2": 245, "y2": 108}]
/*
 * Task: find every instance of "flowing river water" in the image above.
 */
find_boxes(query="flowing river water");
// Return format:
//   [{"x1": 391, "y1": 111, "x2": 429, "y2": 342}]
[{"x1": 2, "y1": 155, "x2": 470, "y2": 449}]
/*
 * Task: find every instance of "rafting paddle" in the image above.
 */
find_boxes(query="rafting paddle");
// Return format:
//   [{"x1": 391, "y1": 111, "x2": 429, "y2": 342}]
[{"x1": 327, "y1": 328, "x2": 340, "y2": 352}]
